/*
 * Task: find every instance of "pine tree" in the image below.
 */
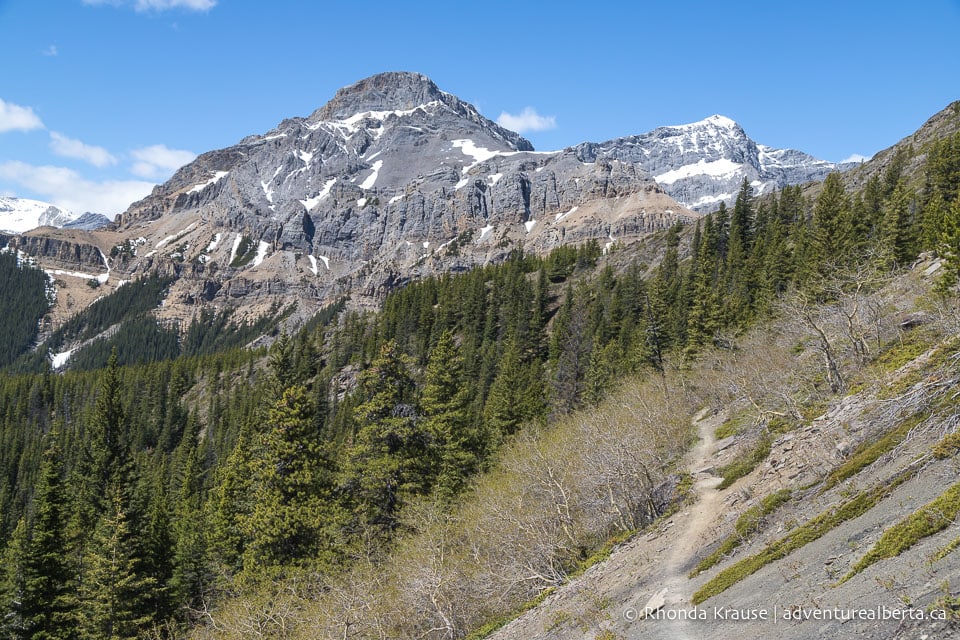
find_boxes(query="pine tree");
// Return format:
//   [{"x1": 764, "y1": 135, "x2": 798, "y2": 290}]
[
  {"x1": 207, "y1": 434, "x2": 253, "y2": 574},
  {"x1": 22, "y1": 436, "x2": 77, "y2": 640},
  {"x1": 242, "y1": 385, "x2": 335, "y2": 576},
  {"x1": 486, "y1": 338, "x2": 544, "y2": 435},
  {"x1": 812, "y1": 172, "x2": 852, "y2": 268},
  {"x1": 420, "y1": 330, "x2": 478, "y2": 500},
  {"x1": 170, "y1": 444, "x2": 211, "y2": 611},
  {"x1": 936, "y1": 197, "x2": 960, "y2": 293},
  {"x1": 83, "y1": 485, "x2": 156, "y2": 640},
  {"x1": 91, "y1": 350, "x2": 129, "y2": 495},
  {"x1": 880, "y1": 179, "x2": 916, "y2": 266},
  {"x1": 0, "y1": 519, "x2": 29, "y2": 640},
  {"x1": 345, "y1": 342, "x2": 426, "y2": 535}
]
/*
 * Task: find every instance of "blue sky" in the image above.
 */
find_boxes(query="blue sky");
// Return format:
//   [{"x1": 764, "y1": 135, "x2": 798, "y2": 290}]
[{"x1": 1, "y1": 0, "x2": 959, "y2": 215}]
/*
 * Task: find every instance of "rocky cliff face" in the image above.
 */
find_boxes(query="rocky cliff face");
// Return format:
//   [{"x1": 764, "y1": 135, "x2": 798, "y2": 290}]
[
  {"x1": 576, "y1": 115, "x2": 857, "y2": 212},
  {"x1": 111, "y1": 72, "x2": 695, "y2": 322},
  {"x1": 0, "y1": 229, "x2": 108, "y2": 273}
]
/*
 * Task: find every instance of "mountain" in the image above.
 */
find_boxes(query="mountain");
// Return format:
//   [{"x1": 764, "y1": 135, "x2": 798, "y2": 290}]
[
  {"x1": 3, "y1": 72, "x2": 867, "y2": 334},
  {"x1": 576, "y1": 114, "x2": 857, "y2": 211},
  {"x1": 0, "y1": 196, "x2": 76, "y2": 234},
  {"x1": 109, "y1": 71, "x2": 693, "y2": 324},
  {"x1": 62, "y1": 212, "x2": 113, "y2": 231}
]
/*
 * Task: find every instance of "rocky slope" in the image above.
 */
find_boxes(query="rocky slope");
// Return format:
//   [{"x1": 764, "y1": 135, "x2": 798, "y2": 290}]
[
  {"x1": 577, "y1": 114, "x2": 857, "y2": 212},
  {"x1": 488, "y1": 263, "x2": 960, "y2": 640}
]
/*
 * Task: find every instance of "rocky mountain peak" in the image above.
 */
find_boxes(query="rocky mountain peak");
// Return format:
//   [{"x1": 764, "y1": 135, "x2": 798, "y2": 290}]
[
  {"x1": 575, "y1": 114, "x2": 849, "y2": 211},
  {"x1": 311, "y1": 71, "x2": 444, "y2": 121}
]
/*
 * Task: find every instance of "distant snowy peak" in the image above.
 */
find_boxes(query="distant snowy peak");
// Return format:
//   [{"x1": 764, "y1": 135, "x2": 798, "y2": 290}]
[
  {"x1": 0, "y1": 197, "x2": 76, "y2": 234},
  {"x1": 664, "y1": 114, "x2": 741, "y2": 134},
  {"x1": 575, "y1": 115, "x2": 850, "y2": 212}
]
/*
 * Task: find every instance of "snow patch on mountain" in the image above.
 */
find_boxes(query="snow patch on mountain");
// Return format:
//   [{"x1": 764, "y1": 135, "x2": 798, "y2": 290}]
[
  {"x1": 187, "y1": 171, "x2": 229, "y2": 194},
  {"x1": 300, "y1": 178, "x2": 337, "y2": 211},
  {"x1": 0, "y1": 197, "x2": 76, "y2": 234},
  {"x1": 360, "y1": 160, "x2": 384, "y2": 190},
  {"x1": 252, "y1": 241, "x2": 270, "y2": 267},
  {"x1": 655, "y1": 158, "x2": 742, "y2": 185}
]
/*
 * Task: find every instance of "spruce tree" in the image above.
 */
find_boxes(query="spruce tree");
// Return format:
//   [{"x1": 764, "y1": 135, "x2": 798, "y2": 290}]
[
  {"x1": 345, "y1": 342, "x2": 426, "y2": 535},
  {"x1": 83, "y1": 485, "x2": 156, "y2": 640},
  {"x1": 420, "y1": 330, "x2": 478, "y2": 500},
  {"x1": 0, "y1": 519, "x2": 28, "y2": 640},
  {"x1": 242, "y1": 385, "x2": 335, "y2": 576},
  {"x1": 22, "y1": 436, "x2": 77, "y2": 640},
  {"x1": 812, "y1": 172, "x2": 852, "y2": 267}
]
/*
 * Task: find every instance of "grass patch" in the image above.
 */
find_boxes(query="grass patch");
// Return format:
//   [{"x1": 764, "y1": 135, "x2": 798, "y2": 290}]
[
  {"x1": 930, "y1": 536, "x2": 960, "y2": 564},
  {"x1": 690, "y1": 489, "x2": 792, "y2": 577},
  {"x1": 715, "y1": 414, "x2": 750, "y2": 440},
  {"x1": 872, "y1": 329, "x2": 934, "y2": 374},
  {"x1": 692, "y1": 469, "x2": 913, "y2": 604},
  {"x1": 821, "y1": 410, "x2": 928, "y2": 491},
  {"x1": 716, "y1": 435, "x2": 771, "y2": 490},
  {"x1": 933, "y1": 430, "x2": 960, "y2": 460},
  {"x1": 840, "y1": 480, "x2": 960, "y2": 583},
  {"x1": 464, "y1": 588, "x2": 555, "y2": 640}
]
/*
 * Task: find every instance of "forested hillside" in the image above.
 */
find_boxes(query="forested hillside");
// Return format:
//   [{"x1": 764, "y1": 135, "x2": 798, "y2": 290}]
[
  {"x1": 0, "y1": 252, "x2": 51, "y2": 368},
  {"x1": 0, "y1": 128, "x2": 958, "y2": 639}
]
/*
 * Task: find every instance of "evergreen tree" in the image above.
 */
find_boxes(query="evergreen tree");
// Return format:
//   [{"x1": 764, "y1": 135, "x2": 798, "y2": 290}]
[
  {"x1": 22, "y1": 436, "x2": 77, "y2": 640},
  {"x1": 170, "y1": 444, "x2": 211, "y2": 612},
  {"x1": 345, "y1": 342, "x2": 427, "y2": 535},
  {"x1": 90, "y1": 351, "x2": 129, "y2": 495},
  {"x1": 936, "y1": 197, "x2": 960, "y2": 292},
  {"x1": 82, "y1": 486, "x2": 156, "y2": 640},
  {"x1": 485, "y1": 338, "x2": 544, "y2": 436},
  {"x1": 242, "y1": 385, "x2": 336, "y2": 576},
  {"x1": 420, "y1": 330, "x2": 478, "y2": 500},
  {"x1": 0, "y1": 519, "x2": 29, "y2": 640},
  {"x1": 207, "y1": 434, "x2": 253, "y2": 574},
  {"x1": 812, "y1": 172, "x2": 852, "y2": 268},
  {"x1": 880, "y1": 179, "x2": 916, "y2": 266}
]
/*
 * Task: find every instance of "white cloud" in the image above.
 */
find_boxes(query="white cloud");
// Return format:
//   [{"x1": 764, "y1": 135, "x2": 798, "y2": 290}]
[
  {"x1": 0, "y1": 161, "x2": 156, "y2": 215},
  {"x1": 840, "y1": 153, "x2": 871, "y2": 164},
  {"x1": 49, "y1": 132, "x2": 117, "y2": 167},
  {"x1": 0, "y1": 99, "x2": 44, "y2": 133},
  {"x1": 82, "y1": 0, "x2": 217, "y2": 11},
  {"x1": 42, "y1": 45, "x2": 58, "y2": 57},
  {"x1": 130, "y1": 144, "x2": 196, "y2": 179},
  {"x1": 496, "y1": 107, "x2": 557, "y2": 133}
]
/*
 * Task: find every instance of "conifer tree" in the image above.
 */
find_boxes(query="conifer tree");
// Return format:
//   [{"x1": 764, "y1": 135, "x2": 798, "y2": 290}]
[
  {"x1": 345, "y1": 342, "x2": 427, "y2": 535},
  {"x1": 486, "y1": 338, "x2": 544, "y2": 435},
  {"x1": 880, "y1": 179, "x2": 916, "y2": 266},
  {"x1": 170, "y1": 443, "x2": 211, "y2": 611},
  {"x1": 812, "y1": 172, "x2": 852, "y2": 267},
  {"x1": 242, "y1": 385, "x2": 336, "y2": 575},
  {"x1": 22, "y1": 436, "x2": 77, "y2": 640},
  {"x1": 91, "y1": 350, "x2": 129, "y2": 495},
  {"x1": 420, "y1": 330, "x2": 478, "y2": 500},
  {"x1": 83, "y1": 486, "x2": 156, "y2": 640},
  {"x1": 207, "y1": 434, "x2": 252, "y2": 574},
  {"x1": 0, "y1": 519, "x2": 28, "y2": 639}
]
